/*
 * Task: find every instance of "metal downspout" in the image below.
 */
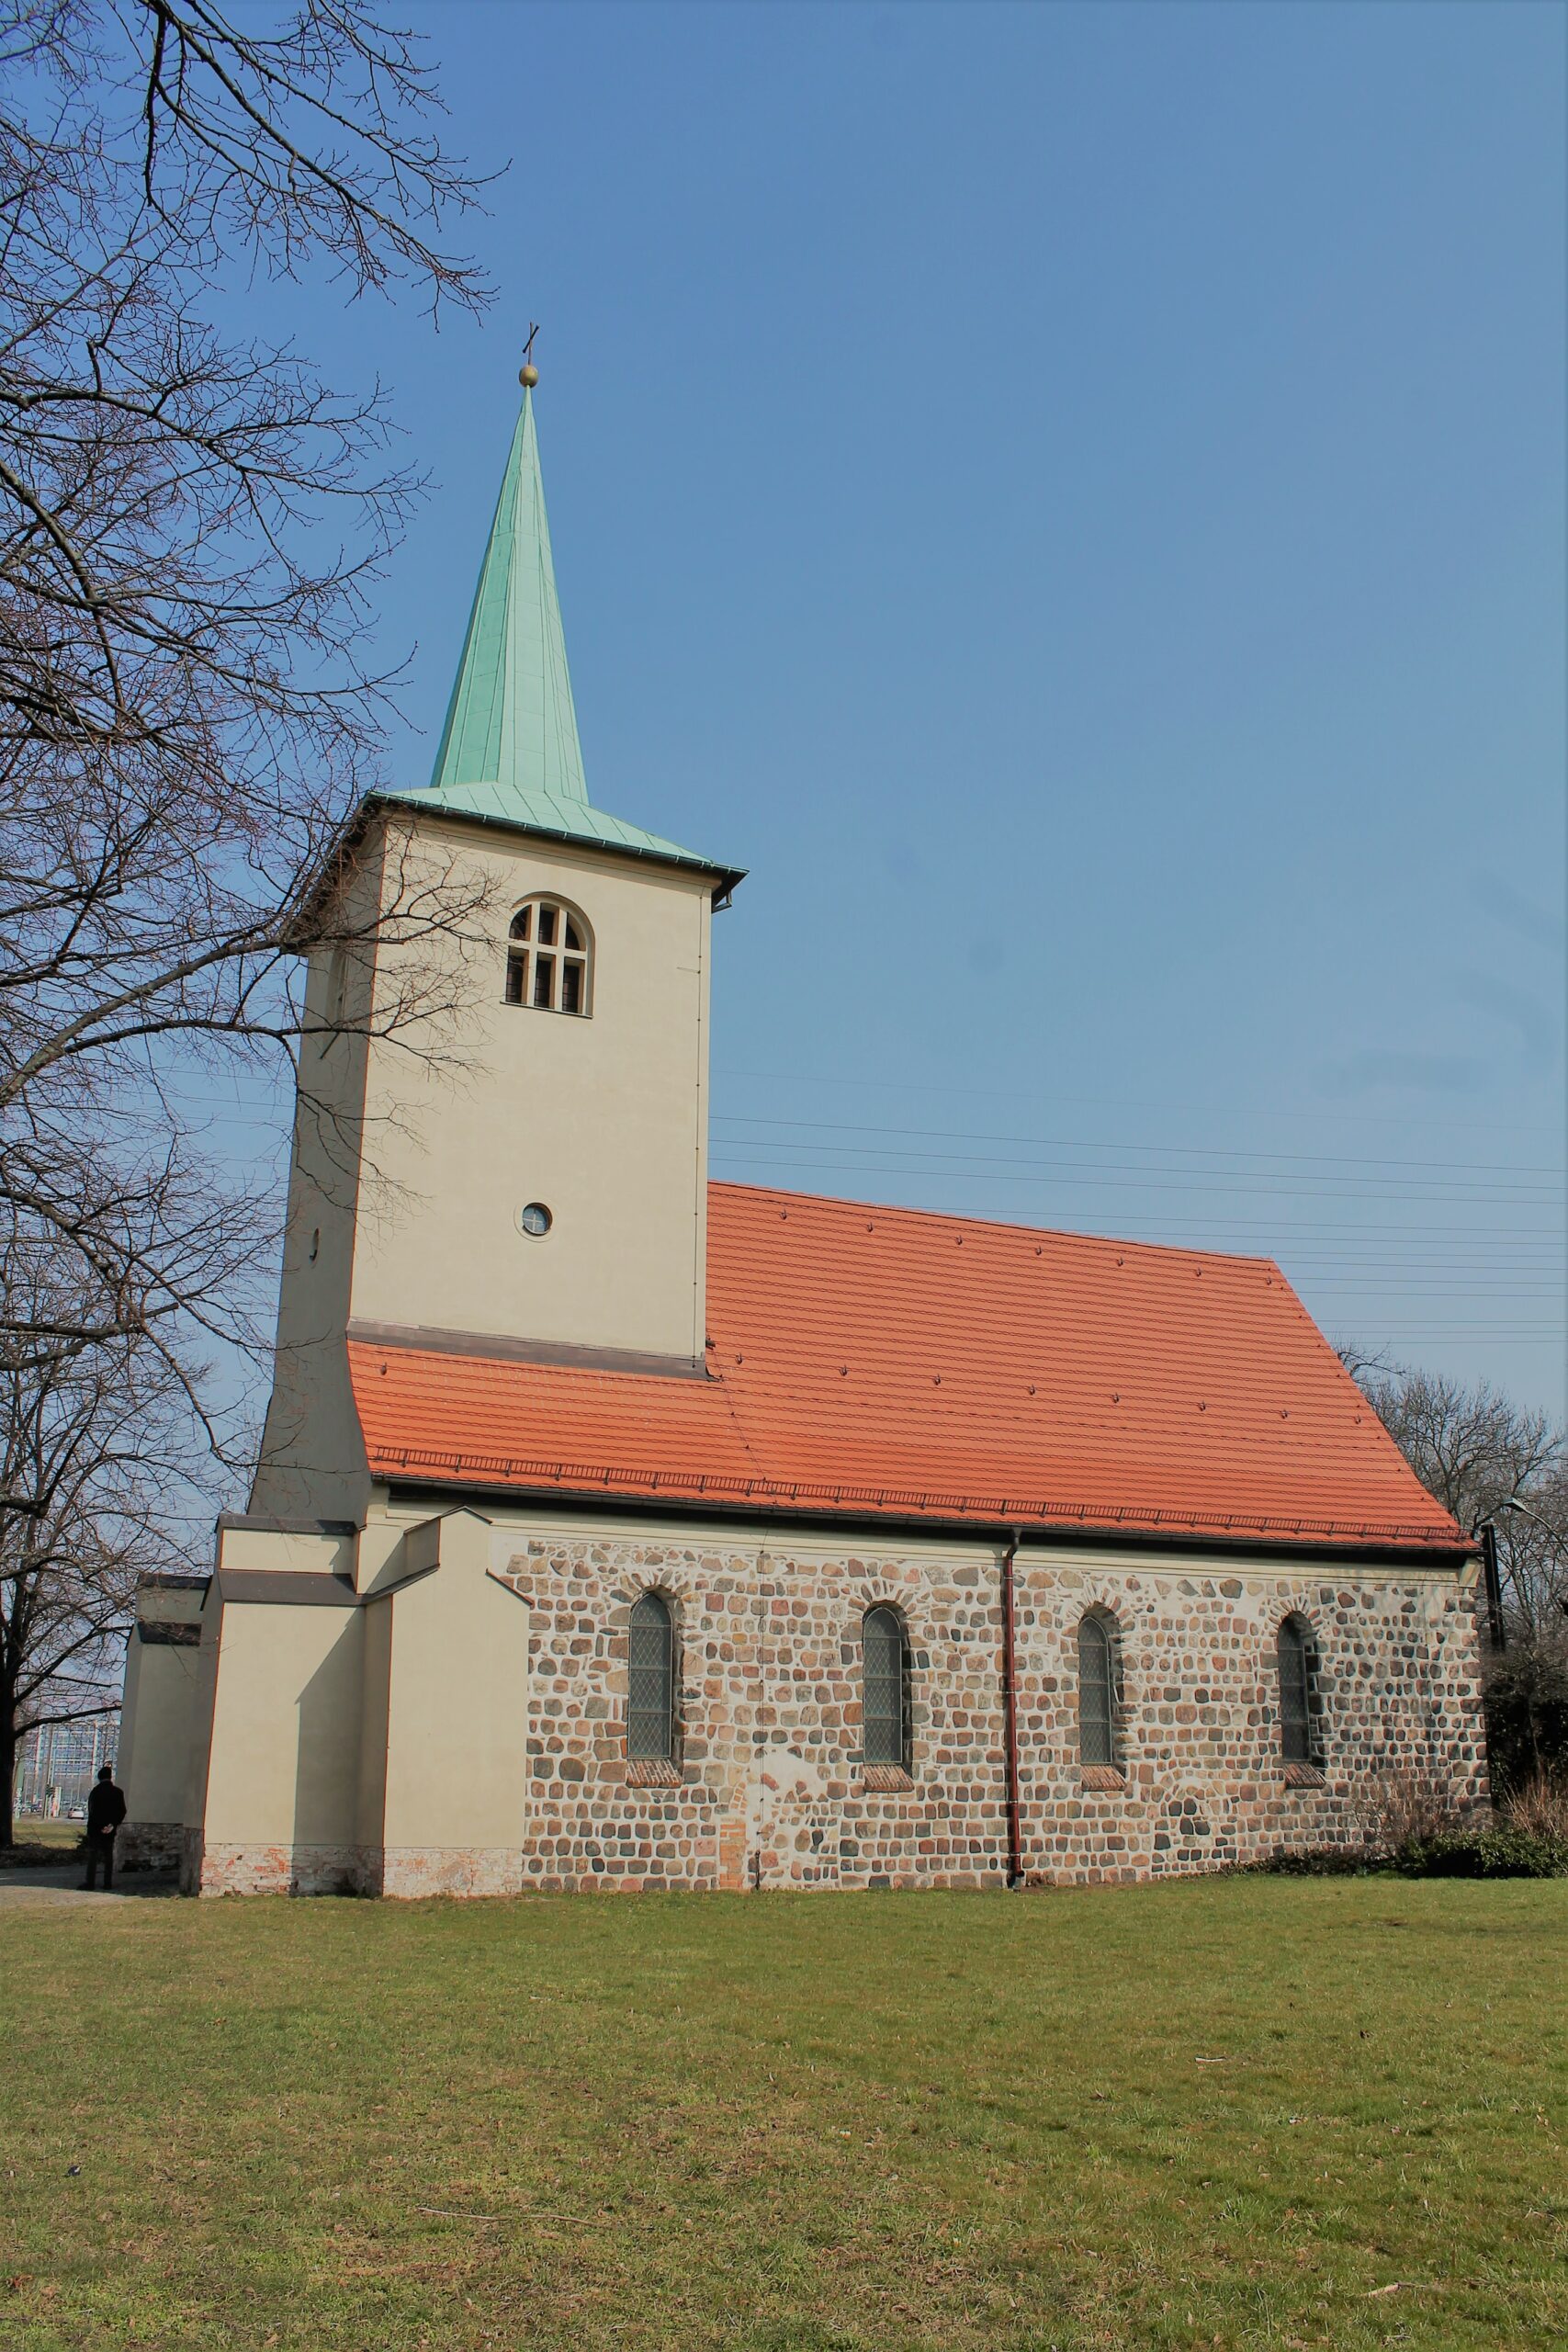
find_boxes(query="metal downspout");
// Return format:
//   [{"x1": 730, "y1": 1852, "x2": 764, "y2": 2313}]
[{"x1": 1000, "y1": 1532, "x2": 1024, "y2": 1888}]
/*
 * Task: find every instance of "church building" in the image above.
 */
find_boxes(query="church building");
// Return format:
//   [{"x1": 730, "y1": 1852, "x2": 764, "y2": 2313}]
[{"x1": 117, "y1": 373, "x2": 1487, "y2": 1895}]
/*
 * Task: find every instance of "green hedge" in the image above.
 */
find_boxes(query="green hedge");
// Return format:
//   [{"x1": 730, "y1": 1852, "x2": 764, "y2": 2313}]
[
  {"x1": 1255, "y1": 1828, "x2": 1568, "y2": 1879},
  {"x1": 1393, "y1": 1827, "x2": 1568, "y2": 1879},
  {"x1": 1252, "y1": 1848, "x2": 1380, "y2": 1877}
]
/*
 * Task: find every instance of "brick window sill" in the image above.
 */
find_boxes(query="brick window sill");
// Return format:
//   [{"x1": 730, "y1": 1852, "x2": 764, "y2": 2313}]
[
  {"x1": 1078, "y1": 1765, "x2": 1126, "y2": 1793},
  {"x1": 625, "y1": 1758, "x2": 682, "y2": 1787},
  {"x1": 1283, "y1": 1761, "x2": 1325, "y2": 1790},
  {"x1": 862, "y1": 1764, "x2": 914, "y2": 1793}
]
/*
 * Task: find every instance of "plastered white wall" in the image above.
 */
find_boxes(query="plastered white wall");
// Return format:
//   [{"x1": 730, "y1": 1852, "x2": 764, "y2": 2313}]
[
  {"x1": 119, "y1": 1636, "x2": 203, "y2": 1829},
  {"x1": 380, "y1": 1513, "x2": 530, "y2": 1853},
  {"x1": 349, "y1": 818, "x2": 713, "y2": 1363},
  {"x1": 201, "y1": 1602, "x2": 364, "y2": 1849}
]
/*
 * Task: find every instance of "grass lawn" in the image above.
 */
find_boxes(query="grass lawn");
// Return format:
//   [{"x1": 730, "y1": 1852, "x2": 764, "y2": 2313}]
[
  {"x1": 1, "y1": 1879, "x2": 1563, "y2": 2350},
  {"x1": 6, "y1": 1818, "x2": 84, "y2": 1856}
]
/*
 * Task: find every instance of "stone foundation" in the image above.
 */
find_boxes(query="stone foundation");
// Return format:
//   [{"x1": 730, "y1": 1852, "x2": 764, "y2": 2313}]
[
  {"x1": 118, "y1": 1820, "x2": 183, "y2": 1872},
  {"x1": 191, "y1": 1841, "x2": 365, "y2": 1897},
  {"x1": 376, "y1": 1846, "x2": 527, "y2": 1898},
  {"x1": 185, "y1": 1841, "x2": 529, "y2": 1899}
]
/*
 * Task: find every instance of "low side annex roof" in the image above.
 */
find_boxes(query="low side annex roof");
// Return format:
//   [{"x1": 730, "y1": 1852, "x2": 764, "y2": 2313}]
[{"x1": 346, "y1": 1184, "x2": 1464, "y2": 1554}]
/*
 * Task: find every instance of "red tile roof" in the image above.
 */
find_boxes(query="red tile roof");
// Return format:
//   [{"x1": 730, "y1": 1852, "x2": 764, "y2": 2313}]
[{"x1": 348, "y1": 1182, "x2": 1465, "y2": 1553}]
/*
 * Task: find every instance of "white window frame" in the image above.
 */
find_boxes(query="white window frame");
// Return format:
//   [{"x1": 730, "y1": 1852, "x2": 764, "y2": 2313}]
[{"x1": 505, "y1": 897, "x2": 592, "y2": 1017}]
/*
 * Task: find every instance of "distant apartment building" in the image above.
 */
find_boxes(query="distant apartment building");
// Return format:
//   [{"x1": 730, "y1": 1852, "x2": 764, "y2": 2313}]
[{"x1": 13, "y1": 1713, "x2": 120, "y2": 1817}]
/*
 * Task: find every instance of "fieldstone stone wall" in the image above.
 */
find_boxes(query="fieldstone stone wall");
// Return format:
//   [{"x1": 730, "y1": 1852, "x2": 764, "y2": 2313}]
[
  {"x1": 1014, "y1": 1562, "x2": 1487, "y2": 1882},
  {"x1": 492, "y1": 1536, "x2": 1488, "y2": 1892}
]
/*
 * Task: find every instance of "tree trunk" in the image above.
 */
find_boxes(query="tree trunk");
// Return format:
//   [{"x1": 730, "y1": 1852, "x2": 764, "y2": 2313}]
[{"x1": 0, "y1": 1713, "x2": 16, "y2": 1849}]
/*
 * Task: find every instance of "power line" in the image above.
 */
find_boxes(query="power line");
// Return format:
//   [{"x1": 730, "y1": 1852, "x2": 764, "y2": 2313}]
[
  {"x1": 709, "y1": 1149, "x2": 1562, "y2": 1209},
  {"x1": 708, "y1": 1176, "x2": 1565, "y2": 1242},
  {"x1": 715, "y1": 1138, "x2": 1568, "y2": 1204},
  {"x1": 713, "y1": 1112, "x2": 1565, "y2": 1182},
  {"x1": 715, "y1": 1067, "x2": 1562, "y2": 1140}
]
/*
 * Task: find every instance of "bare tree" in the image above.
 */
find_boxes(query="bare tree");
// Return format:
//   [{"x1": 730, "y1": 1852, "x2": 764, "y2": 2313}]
[
  {"x1": 0, "y1": 4, "x2": 501, "y2": 1812},
  {"x1": 1, "y1": 2, "x2": 499, "y2": 1363},
  {"x1": 1357, "y1": 1365, "x2": 1564, "y2": 1635},
  {"x1": 1340, "y1": 1350, "x2": 1568, "y2": 1792},
  {"x1": 0, "y1": 1248, "x2": 208, "y2": 1843}
]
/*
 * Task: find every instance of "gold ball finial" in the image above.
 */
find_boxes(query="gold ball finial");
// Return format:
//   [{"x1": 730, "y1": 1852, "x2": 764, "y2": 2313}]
[{"x1": 520, "y1": 362, "x2": 539, "y2": 390}]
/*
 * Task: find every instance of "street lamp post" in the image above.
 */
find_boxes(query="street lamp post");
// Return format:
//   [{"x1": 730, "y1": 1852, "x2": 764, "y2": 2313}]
[
  {"x1": 1500, "y1": 1495, "x2": 1568, "y2": 1627},
  {"x1": 1475, "y1": 1493, "x2": 1566, "y2": 1650},
  {"x1": 1501, "y1": 1496, "x2": 1557, "y2": 1540}
]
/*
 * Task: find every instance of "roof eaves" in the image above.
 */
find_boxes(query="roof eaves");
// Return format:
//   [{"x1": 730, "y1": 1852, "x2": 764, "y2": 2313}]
[
  {"x1": 362, "y1": 1444, "x2": 1470, "y2": 1557},
  {"x1": 367, "y1": 786, "x2": 747, "y2": 904}
]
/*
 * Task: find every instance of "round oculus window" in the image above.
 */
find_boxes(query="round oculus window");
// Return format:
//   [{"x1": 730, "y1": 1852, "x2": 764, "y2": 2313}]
[{"x1": 517, "y1": 1201, "x2": 552, "y2": 1239}]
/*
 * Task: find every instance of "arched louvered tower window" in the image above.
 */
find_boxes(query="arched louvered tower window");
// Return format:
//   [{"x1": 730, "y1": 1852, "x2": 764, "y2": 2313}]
[
  {"x1": 505, "y1": 897, "x2": 592, "y2": 1014},
  {"x1": 1077, "y1": 1613, "x2": 1122, "y2": 1769},
  {"x1": 863, "y1": 1606, "x2": 909, "y2": 1770},
  {"x1": 627, "y1": 1592, "x2": 674, "y2": 1763},
  {"x1": 1278, "y1": 1616, "x2": 1317, "y2": 1765}
]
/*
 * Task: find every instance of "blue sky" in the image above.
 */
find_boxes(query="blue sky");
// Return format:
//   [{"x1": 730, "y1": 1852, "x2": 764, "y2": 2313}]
[{"x1": 253, "y1": 1, "x2": 1566, "y2": 1414}]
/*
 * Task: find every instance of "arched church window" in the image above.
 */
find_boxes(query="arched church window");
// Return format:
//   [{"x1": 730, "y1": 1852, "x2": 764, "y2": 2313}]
[
  {"x1": 863, "y1": 1606, "x2": 909, "y2": 1770},
  {"x1": 1278, "y1": 1616, "x2": 1318, "y2": 1766},
  {"x1": 627, "y1": 1591, "x2": 674, "y2": 1764},
  {"x1": 505, "y1": 898, "x2": 592, "y2": 1015},
  {"x1": 1077, "y1": 1612, "x2": 1122, "y2": 1769}
]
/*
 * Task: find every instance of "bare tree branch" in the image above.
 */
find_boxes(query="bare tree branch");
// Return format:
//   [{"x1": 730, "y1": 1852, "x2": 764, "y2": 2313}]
[{"x1": 0, "y1": 5, "x2": 502, "y2": 1836}]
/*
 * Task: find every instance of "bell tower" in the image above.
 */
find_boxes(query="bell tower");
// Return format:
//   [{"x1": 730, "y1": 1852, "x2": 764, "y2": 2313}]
[{"x1": 254, "y1": 364, "x2": 743, "y2": 1519}]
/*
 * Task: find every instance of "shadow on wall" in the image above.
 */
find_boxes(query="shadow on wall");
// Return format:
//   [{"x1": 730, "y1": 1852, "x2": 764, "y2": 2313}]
[{"x1": 292, "y1": 1613, "x2": 363, "y2": 1894}]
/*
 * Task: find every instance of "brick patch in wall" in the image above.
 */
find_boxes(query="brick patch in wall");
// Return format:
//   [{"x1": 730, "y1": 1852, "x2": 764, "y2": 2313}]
[{"x1": 716, "y1": 1814, "x2": 748, "y2": 1892}]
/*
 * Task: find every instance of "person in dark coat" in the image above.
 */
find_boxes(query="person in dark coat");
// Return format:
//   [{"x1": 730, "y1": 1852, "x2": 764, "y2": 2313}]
[{"x1": 82, "y1": 1765, "x2": 127, "y2": 1891}]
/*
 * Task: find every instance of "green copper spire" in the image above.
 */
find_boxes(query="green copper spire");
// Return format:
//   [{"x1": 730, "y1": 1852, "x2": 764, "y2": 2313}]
[
  {"x1": 428, "y1": 387, "x2": 588, "y2": 807},
  {"x1": 386, "y1": 375, "x2": 743, "y2": 898}
]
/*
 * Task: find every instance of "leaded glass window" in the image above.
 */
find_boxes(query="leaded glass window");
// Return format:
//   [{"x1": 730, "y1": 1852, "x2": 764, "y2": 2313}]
[
  {"x1": 1077, "y1": 1613, "x2": 1120, "y2": 1768},
  {"x1": 863, "y1": 1606, "x2": 908, "y2": 1769},
  {"x1": 1278, "y1": 1617, "x2": 1314, "y2": 1765},
  {"x1": 627, "y1": 1592, "x2": 674, "y2": 1763}
]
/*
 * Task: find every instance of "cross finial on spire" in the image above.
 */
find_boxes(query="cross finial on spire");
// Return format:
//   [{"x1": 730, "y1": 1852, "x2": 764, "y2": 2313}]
[{"x1": 520, "y1": 321, "x2": 540, "y2": 390}]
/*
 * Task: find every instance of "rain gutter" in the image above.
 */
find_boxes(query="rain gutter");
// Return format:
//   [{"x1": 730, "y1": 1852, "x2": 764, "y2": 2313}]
[{"x1": 1000, "y1": 1531, "x2": 1024, "y2": 1889}]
